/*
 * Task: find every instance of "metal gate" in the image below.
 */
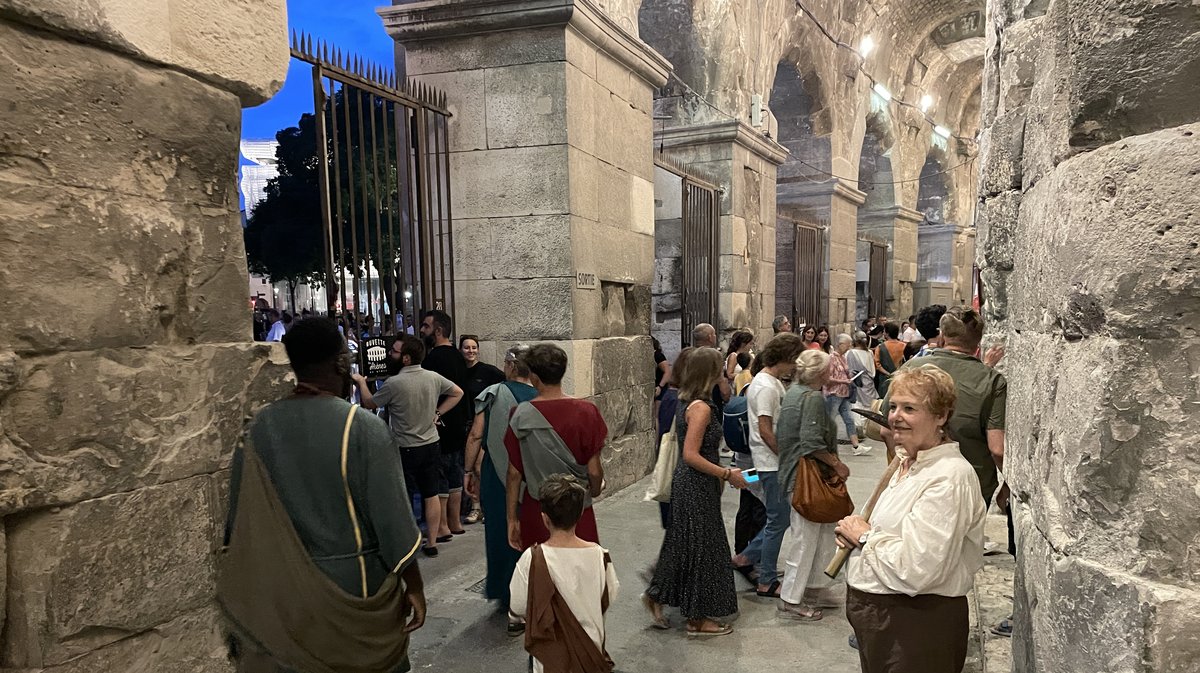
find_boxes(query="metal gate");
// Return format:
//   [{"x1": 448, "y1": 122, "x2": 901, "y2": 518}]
[
  {"x1": 291, "y1": 32, "x2": 453, "y2": 338},
  {"x1": 680, "y1": 176, "x2": 720, "y2": 340},
  {"x1": 792, "y1": 219, "x2": 826, "y2": 328},
  {"x1": 868, "y1": 242, "x2": 888, "y2": 318}
]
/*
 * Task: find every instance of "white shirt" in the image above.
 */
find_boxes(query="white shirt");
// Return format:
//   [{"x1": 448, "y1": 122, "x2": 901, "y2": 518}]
[
  {"x1": 901, "y1": 327, "x2": 920, "y2": 343},
  {"x1": 510, "y1": 545, "x2": 620, "y2": 673},
  {"x1": 746, "y1": 371, "x2": 786, "y2": 473},
  {"x1": 845, "y1": 348, "x2": 876, "y2": 377},
  {"x1": 847, "y1": 443, "x2": 985, "y2": 598},
  {"x1": 266, "y1": 320, "x2": 285, "y2": 342}
]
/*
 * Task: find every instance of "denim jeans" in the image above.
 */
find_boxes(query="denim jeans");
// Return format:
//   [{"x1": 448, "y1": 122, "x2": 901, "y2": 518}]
[
  {"x1": 825, "y1": 394, "x2": 857, "y2": 440},
  {"x1": 739, "y1": 471, "x2": 790, "y2": 586}
]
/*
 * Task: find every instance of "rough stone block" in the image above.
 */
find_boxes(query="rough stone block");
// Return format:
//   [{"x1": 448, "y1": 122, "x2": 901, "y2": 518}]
[
  {"x1": 1058, "y1": 0, "x2": 1200, "y2": 149},
  {"x1": 402, "y1": 26, "x2": 566, "y2": 76},
  {"x1": 0, "y1": 0, "x2": 286, "y2": 104},
  {"x1": 1013, "y1": 508, "x2": 1200, "y2": 673},
  {"x1": 1008, "y1": 123, "x2": 1200, "y2": 337},
  {"x1": 996, "y1": 16, "x2": 1043, "y2": 116},
  {"x1": 2, "y1": 476, "x2": 219, "y2": 667},
  {"x1": 979, "y1": 108, "x2": 1027, "y2": 196},
  {"x1": 450, "y1": 145, "x2": 570, "y2": 220},
  {"x1": 32, "y1": 606, "x2": 231, "y2": 673},
  {"x1": 597, "y1": 162, "x2": 633, "y2": 229},
  {"x1": 0, "y1": 23, "x2": 243, "y2": 209},
  {"x1": 0, "y1": 183, "x2": 252, "y2": 353},
  {"x1": 0, "y1": 343, "x2": 290, "y2": 514},
  {"x1": 1004, "y1": 331, "x2": 1200, "y2": 583},
  {"x1": 455, "y1": 278, "x2": 573, "y2": 341},
  {"x1": 630, "y1": 175, "x2": 655, "y2": 237},
  {"x1": 601, "y1": 429, "x2": 655, "y2": 496},
  {"x1": 486, "y1": 62, "x2": 568, "y2": 149},
  {"x1": 416, "y1": 70, "x2": 488, "y2": 153},
  {"x1": 592, "y1": 336, "x2": 652, "y2": 394},
  {"x1": 565, "y1": 64, "x2": 598, "y2": 156},
  {"x1": 452, "y1": 215, "x2": 573, "y2": 282},
  {"x1": 569, "y1": 148, "x2": 601, "y2": 223}
]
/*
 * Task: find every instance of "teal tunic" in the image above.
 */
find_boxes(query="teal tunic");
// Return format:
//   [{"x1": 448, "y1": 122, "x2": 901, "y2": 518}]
[
  {"x1": 226, "y1": 396, "x2": 422, "y2": 599},
  {"x1": 477, "y1": 381, "x2": 538, "y2": 606}
]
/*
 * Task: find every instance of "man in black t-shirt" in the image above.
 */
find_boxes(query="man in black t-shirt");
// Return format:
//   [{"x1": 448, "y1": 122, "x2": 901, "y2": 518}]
[{"x1": 420, "y1": 309, "x2": 470, "y2": 537}]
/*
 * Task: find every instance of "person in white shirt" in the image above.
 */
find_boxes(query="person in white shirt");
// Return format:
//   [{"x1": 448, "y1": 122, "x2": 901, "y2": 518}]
[
  {"x1": 265, "y1": 309, "x2": 286, "y2": 342},
  {"x1": 835, "y1": 365, "x2": 986, "y2": 673},
  {"x1": 510, "y1": 475, "x2": 619, "y2": 673},
  {"x1": 731, "y1": 332, "x2": 807, "y2": 598}
]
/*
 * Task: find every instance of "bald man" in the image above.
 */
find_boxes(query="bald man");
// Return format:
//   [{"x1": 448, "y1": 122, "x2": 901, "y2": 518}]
[{"x1": 691, "y1": 323, "x2": 730, "y2": 403}]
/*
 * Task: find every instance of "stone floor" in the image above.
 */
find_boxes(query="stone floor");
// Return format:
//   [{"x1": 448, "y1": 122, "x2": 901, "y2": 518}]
[{"x1": 407, "y1": 439, "x2": 1014, "y2": 672}]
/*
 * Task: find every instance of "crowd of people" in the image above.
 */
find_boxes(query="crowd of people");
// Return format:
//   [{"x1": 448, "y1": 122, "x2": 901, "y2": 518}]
[{"x1": 217, "y1": 299, "x2": 1009, "y2": 673}]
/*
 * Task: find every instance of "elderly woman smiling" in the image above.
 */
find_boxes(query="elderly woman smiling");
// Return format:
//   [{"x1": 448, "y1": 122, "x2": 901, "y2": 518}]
[{"x1": 834, "y1": 365, "x2": 986, "y2": 673}]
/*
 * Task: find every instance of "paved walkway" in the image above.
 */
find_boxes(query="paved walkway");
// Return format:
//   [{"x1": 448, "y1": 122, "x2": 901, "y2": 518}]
[{"x1": 407, "y1": 440, "x2": 1013, "y2": 672}]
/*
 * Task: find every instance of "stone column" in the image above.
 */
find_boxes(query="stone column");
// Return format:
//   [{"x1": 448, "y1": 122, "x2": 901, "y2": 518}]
[
  {"x1": 380, "y1": 0, "x2": 670, "y2": 492},
  {"x1": 0, "y1": 2, "x2": 290, "y2": 670},
  {"x1": 653, "y1": 120, "x2": 788, "y2": 344},
  {"x1": 978, "y1": 1, "x2": 1200, "y2": 671},
  {"x1": 857, "y1": 205, "x2": 922, "y2": 319},
  {"x1": 777, "y1": 179, "x2": 867, "y2": 333}
]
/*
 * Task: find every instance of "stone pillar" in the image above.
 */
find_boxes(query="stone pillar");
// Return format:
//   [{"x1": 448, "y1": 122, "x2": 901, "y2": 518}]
[
  {"x1": 777, "y1": 179, "x2": 867, "y2": 333},
  {"x1": 380, "y1": 0, "x2": 670, "y2": 493},
  {"x1": 0, "y1": 2, "x2": 290, "y2": 670},
  {"x1": 978, "y1": 0, "x2": 1200, "y2": 671},
  {"x1": 917, "y1": 223, "x2": 976, "y2": 307},
  {"x1": 653, "y1": 120, "x2": 788, "y2": 344},
  {"x1": 857, "y1": 205, "x2": 922, "y2": 319}
]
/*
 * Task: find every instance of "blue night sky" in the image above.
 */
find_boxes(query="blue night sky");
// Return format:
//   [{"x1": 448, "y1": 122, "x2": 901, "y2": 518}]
[{"x1": 241, "y1": 0, "x2": 397, "y2": 144}]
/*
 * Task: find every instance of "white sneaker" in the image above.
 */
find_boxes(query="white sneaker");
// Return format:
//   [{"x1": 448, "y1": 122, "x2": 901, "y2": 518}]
[{"x1": 851, "y1": 445, "x2": 872, "y2": 456}]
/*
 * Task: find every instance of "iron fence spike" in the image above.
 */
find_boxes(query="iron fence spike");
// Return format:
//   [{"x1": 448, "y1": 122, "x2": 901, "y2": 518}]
[{"x1": 305, "y1": 33, "x2": 313, "y2": 56}]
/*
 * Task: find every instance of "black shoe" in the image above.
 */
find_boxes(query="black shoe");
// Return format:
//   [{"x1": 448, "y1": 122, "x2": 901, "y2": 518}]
[
  {"x1": 436, "y1": 534, "x2": 454, "y2": 543},
  {"x1": 848, "y1": 634, "x2": 859, "y2": 650},
  {"x1": 423, "y1": 546, "x2": 439, "y2": 557}
]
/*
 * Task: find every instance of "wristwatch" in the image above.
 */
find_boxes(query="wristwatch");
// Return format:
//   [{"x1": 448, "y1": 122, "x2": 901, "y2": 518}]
[{"x1": 857, "y1": 532, "x2": 870, "y2": 547}]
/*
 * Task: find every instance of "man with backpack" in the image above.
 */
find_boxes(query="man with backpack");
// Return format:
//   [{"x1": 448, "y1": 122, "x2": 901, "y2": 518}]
[{"x1": 730, "y1": 333, "x2": 806, "y2": 598}]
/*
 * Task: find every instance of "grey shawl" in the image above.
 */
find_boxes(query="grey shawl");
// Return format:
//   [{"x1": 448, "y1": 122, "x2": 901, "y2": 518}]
[{"x1": 508, "y1": 402, "x2": 592, "y2": 508}]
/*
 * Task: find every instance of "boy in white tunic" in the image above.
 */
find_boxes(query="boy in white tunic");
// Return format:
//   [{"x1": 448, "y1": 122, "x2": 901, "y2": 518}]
[{"x1": 510, "y1": 475, "x2": 620, "y2": 673}]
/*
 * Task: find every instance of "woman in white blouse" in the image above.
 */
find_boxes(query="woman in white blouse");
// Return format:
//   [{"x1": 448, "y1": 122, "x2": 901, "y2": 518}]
[{"x1": 834, "y1": 365, "x2": 986, "y2": 673}]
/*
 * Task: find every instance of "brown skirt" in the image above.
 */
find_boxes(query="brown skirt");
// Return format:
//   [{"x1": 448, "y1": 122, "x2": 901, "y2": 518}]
[{"x1": 846, "y1": 587, "x2": 969, "y2": 673}]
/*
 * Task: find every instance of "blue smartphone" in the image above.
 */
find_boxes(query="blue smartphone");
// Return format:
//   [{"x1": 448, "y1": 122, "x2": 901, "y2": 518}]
[{"x1": 742, "y1": 468, "x2": 760, "y2": 483}]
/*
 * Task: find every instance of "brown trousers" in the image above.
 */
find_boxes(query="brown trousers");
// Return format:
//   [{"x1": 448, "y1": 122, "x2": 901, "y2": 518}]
[{"x1": 846, "y1": 588, "x2": 969, "y2": 673}]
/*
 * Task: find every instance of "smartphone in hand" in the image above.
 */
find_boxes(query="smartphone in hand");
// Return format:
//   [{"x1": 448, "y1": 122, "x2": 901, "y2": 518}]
[{"x1": 742, "y1": 467, "x2": 760, "y2": 484}]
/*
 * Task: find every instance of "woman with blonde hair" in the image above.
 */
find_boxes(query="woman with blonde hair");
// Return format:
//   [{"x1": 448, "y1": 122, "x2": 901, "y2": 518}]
[
  {"x1": 645, "y1": 348, "x2": 749, "y2": 637},
  {"x1": 835, "y1": 365, "x2": 986, "y2": 673},
  {"x1": 774, "y1": 348, "x2": 848, "y2": 620}
]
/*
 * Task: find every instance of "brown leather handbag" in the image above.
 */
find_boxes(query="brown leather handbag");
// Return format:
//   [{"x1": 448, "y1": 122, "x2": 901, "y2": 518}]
[{"x1": 791, "y1": 456, "x2": 855, "y2": 523}]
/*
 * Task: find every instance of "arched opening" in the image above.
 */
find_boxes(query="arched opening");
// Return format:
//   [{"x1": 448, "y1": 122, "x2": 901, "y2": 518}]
[
  {"x1": 855, "y1": 110, "x2": 898, "y2": 322},
  {"x1": 917, "y1": 152, "x2": 950, "y2": 225},
  {"x1": 771, "y1": 58, "x2": 832, "y2": 330}
]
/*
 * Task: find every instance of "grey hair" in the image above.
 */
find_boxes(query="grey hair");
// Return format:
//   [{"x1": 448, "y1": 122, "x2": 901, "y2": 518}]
[
  {"x1": 772, "y1": 315, "x2": 791, "y2": 332},
  {"x1": 505, "y1": 343, "x2": 532, "y2": 377},
  {"x1": 836, "y1": 333, "x2": 853, "y2": 345},
  {"x1": 794, "y1": 349, "x2": 831, "y2": 386},
  {"x1": 853, "y1": 331, "x2": 870, "y2": 348},
  {"x1": 692, "y1": 322, "x2": 715, "y2": 346}
]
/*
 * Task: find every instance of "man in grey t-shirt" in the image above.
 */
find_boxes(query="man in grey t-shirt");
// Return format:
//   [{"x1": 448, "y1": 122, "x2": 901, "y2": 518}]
[{"x1": 354, "y1": 334, "x2": 463, "y2": 557}]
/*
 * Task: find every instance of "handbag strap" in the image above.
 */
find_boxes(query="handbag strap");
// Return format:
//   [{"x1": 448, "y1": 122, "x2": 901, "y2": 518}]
[{"x1": 338, "y1": 404, "x2": 369, "y2": 598}]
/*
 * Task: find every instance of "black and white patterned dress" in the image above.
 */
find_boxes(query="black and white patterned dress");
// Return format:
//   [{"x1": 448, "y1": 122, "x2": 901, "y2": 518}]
[{"x1": 647, "y1": 400, "x2": 738, "y2": 620}]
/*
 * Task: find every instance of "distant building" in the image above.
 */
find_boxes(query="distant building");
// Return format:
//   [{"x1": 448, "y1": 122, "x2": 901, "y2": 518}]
[{"x1": 240, "y1": 139, "x2": 279, "y2": 216}]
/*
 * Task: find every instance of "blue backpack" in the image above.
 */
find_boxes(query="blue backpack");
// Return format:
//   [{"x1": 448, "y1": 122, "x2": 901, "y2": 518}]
[{"x1": 722, "y1": 387, "x2": 751, "y2": 454}]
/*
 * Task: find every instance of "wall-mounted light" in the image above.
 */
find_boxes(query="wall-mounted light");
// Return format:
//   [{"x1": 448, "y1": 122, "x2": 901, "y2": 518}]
[
  {"x1": 859, "y1": 35, "x2": 875, "y2": 58},
  {"x1": 872, "y1": 82, "x2": 891, "y2": 101},
  {"x1": 933, "y1": 125, "x2": 952, "y2": 139},
  {"x1": 920, "y1": 95, "x2": 934, "y2": 113}
]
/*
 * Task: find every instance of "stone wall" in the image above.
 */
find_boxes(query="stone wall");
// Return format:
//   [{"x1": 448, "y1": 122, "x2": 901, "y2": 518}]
[
  {"x1": 0, "y1": 3, "x2": 290, "y2": 670},
  {"x1": 977, "y1": 0, "x2": 1200, "y2": 670}
]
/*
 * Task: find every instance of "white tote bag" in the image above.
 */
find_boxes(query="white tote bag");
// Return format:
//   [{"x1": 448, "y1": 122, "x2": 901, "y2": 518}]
[{"x1": 644, "y1": 417, "x2": 679, "y2": 503}]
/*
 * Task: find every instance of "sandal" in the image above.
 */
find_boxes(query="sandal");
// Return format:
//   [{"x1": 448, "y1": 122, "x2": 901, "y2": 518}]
[
  {"x1": 990, "y1": 618, "x2": 1013, "y2": 637},
  {"x1": 642, "y1": 594, "x2": 670, "y2": 630},
  {"x1": 756, "y1": 581, "x2": 782, "y2": 597},
  {"x1": 777, "y1": 601, "x2": 823, "y2": 621},
  {"x1": 686, "y1": 622, "x2": 733, "y2": 637},
  {"x1": 507, "y1": 617, "x2": 526, "y2": 637}
]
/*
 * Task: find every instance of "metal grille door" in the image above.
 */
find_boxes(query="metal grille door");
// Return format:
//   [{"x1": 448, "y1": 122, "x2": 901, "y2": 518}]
[
  {"x1": 681, "y1": 178, "x2": 719, "y2": 339},
  {"x1": 291, "y1": 32, "x2": 454, "y2": 332},
  {"x1": 793, "y1": 220, "x2": 825, "y2": 327},
  {"x1": 868, "y1": 242, "x2": 888, "y2": 318}
]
